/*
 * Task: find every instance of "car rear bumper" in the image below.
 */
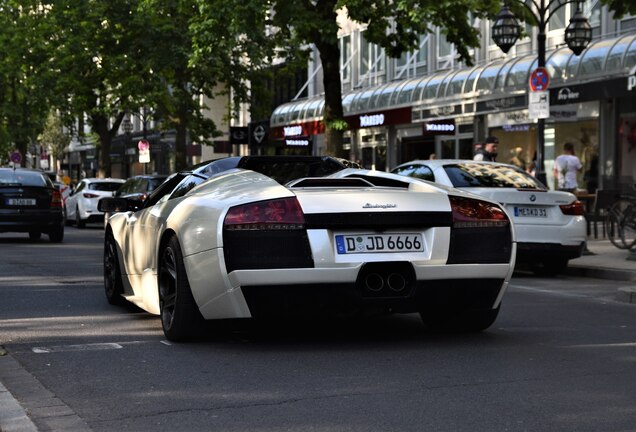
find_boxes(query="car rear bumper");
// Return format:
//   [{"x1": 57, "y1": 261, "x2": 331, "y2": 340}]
[
  {"x1": 185, "y1": 247, "x2": 514, "y2": 320},
  {"x1": 0, "y1": 210, "x2": 64, "y2": 233},
  {"x1": 516, "y1": 241, "x2": 585, "y2": 261}
]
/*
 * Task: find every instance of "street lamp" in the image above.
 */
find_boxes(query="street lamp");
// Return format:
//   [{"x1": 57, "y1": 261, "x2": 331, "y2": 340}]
[
  {"x1": 491, "y1": 1, "x2": 592, "y2": 185},
  {"x1": 122, "y1": 113, "x2": 133, "y2": 179}
]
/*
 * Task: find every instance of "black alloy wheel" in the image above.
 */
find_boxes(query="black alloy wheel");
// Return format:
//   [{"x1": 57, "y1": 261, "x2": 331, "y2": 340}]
[
  {"x1": 104, "y1": 231, "x2": 125, "y2": 305},
  {"x1": 158, "y1": 236, "x2": 205, "y2": 342}
]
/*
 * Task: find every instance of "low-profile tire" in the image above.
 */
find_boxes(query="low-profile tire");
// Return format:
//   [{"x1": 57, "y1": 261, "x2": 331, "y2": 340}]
[
  {"x1": 104, "y1": 231, "x2": 125, "y2": 305},
  {"x1": 76, "y1": 206, "x2": 85, "y2": 228},
  {"x1": 28, "y1": 230, "x2": 41, "y2": 241},
  {"x1": 421, "y1": 306, "x2": 500, "y2": 333},
  {"x1": 48, "y1": 225, "x2": 64, "y2": 243},
  {"x1": 532, "y1": 258, "x2": 568, "y2": 277},
  {"x1": 159, "y1": 236, "x2": 206, "y2": 342}
]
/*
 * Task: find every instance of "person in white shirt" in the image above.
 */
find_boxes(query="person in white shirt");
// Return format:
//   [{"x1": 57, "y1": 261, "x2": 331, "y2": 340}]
[{"x1": 553, "y1": 142, "x2": 582, "y2": 192}]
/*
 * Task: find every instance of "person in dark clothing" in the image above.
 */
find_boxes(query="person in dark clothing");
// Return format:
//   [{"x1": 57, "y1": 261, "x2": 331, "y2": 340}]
[{"x1": 473, "y1": 136, "x2": 498, "y2": 161}]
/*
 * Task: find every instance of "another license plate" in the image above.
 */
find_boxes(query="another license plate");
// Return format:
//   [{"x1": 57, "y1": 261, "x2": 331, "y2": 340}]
[
  {"x1": 6, "y1": 198, "x2": 36, "y2": 206},
  {"x1": 514, "y1": 206, "x2": 547, "y2": 217},
  {"x1": 335, "y1": 234, "x2": 423, "y2": 254}
]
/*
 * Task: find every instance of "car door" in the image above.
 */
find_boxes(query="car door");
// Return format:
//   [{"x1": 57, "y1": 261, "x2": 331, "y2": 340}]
[{"x1": 65, "y1": 180, "x2": 86, "y2": 219}]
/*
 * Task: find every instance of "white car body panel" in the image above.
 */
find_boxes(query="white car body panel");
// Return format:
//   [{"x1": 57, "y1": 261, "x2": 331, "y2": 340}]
[
  {"x1": 392, "y1": 160, "x2": 586, "y2": 249},
  {"x1": 66, "y1": 178, "x2": 125, "y2": 221},
  {"x1": 105, "y1": 160, "x2": 516, "y2": 328}
]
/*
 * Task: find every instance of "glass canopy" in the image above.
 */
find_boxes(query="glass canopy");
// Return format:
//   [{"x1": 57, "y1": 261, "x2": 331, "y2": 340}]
[{"x1": 271, "y1": 33, "x2": 636, "y2": 127}]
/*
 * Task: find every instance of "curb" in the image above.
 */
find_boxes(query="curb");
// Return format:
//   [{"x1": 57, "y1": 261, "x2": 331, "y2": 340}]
[
  {"x1": 566, "y1": 265, "x2": 636, "y2": 282},
  {"x1": 617, "y1": 287, "x2": 636, "y2": 304},
  {"x1": 0, "y1": 352, "x2": 91, "y2": 432},
  {"x1": 0, "y1": 380, "x2": 38, "y2": 432}
]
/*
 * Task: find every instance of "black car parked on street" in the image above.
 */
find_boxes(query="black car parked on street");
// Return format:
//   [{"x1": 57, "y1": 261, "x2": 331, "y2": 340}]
[{"x1": 0, "y1": 168, "x2": 65, "y2": 242}]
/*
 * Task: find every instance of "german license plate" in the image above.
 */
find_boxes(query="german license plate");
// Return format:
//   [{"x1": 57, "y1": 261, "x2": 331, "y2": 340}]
[
  {"x1": 6, "y1": 198, "x2": 36, "y2": 206},
  {"x1": 335, "y1": 234, "x2": 423, "y2": 254},
  {"x1": 514, "y1": 206, "x2": 547, "y2": 217}
]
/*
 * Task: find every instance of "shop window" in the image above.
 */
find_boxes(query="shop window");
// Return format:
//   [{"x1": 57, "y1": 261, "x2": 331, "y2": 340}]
[
  {"x1": 619, "y1": 14, "x2": 636, "y2": 33},
  {"x1": 360, "y1": 32, "x2": 386, "y2": 77},
  {"x1": 340, "y1": 35, "x2": 352, "y2": 82}
]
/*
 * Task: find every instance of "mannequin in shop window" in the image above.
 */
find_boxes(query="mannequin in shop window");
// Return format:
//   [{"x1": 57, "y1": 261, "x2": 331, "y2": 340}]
[
  {"x1": 508, "y1": 147, "x2": 526, "y2": 170},
  {"x1": 473, "y1": 136, "x2": 498, "y2": 162}
]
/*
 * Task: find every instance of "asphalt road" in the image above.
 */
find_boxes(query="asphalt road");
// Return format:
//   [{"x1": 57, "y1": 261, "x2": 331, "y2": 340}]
[{"x1": 1, "y1": 226, "x2": 636, "y2": 431}]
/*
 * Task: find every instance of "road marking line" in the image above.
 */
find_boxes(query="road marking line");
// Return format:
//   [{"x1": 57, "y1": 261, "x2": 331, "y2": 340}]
[
  {"x1": 160, "y1": 340, "x2": 172, "y2": 346},
  {"x1": 32, "y1": 343, "x2": 122, "y2": 354},
  {"x1": 510, "y1": 284, "x2": 593, "y2": 299},
  {"x1": 566, "y1": 342, "x2": 636, "y2": 348}
]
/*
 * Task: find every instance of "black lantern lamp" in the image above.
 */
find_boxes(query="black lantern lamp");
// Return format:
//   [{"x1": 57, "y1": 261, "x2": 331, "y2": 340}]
[
  {"x1": 564, "y1": 6, "x2": 592, "y2": 56},
  {"x1": 491, "y1": 6, "x2": 521, "y2": 54}
]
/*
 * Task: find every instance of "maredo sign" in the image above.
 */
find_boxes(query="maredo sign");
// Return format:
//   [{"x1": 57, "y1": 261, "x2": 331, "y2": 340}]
[{"x1": 271, "y1": 107, "x2": 412, "y2": 140}]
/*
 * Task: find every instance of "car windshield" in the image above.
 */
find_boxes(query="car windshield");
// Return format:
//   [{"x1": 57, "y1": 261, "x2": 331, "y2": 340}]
[
  {"x1": 89, "y1": 182, "x2": 123, "y2": 192},
  {"x1": 444, "y1": 163, "x2": 545, "y2": 189},
  {"x1": 0, "y1": 170, "x2": 47, "y2": 187}
]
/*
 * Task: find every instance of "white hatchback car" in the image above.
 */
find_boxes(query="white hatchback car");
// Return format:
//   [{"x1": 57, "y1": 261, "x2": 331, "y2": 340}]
[
  {"x1": 65, "y1": 178, "x2": 125, "y2": 228},
  {"x1": 392, "y1": 160, "x2": 587, "y2": 275}
]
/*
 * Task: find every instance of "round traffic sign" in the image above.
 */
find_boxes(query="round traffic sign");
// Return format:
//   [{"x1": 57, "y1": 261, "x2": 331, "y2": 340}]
[
  {"x1": 9, "y1": 151, "x2": 22, "y2": 164},
  {"x1": 529, "y1": 67, "x2": 550, "y2": 92},
  {"x1": 137, "y1": 139, "x2": 150, "y2": 151}
]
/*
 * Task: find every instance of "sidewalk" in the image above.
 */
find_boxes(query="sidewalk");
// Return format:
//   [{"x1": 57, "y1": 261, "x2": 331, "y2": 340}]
[{"x1": 567, "y1": 238, "x2": 636, "y2": 283}]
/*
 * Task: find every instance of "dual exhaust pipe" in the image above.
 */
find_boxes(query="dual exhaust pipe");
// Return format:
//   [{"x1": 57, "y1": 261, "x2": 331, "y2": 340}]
[
  {"x1": 363, "y1": 272, "x2": 407, "y2": 292},
  {"x1": 357, "y1": 262, "x2": 415, "y2": 298}
]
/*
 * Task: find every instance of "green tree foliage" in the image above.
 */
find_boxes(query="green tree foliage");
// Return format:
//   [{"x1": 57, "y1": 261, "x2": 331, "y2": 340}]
[
  {"x1": 0, "y1": 1, "x2": 52, "y2": 165},
  {"x1": 43, "y1": 0, "x2": 149, "y2": 177},
  {"x1": 38, "y1": 110, "x2": 71, "y2": 163}
]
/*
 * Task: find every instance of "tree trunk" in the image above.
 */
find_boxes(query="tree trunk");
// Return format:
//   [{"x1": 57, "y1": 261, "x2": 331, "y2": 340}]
[
  {"x1": 315, "y1": 1, "x2": 347, "y2": 159},
  {"x1": 175, "y1": 123, "x2": 188, "y2": 171},
  {"x1": 92, "y1": 115, "x2": 113, "y2": 178}
]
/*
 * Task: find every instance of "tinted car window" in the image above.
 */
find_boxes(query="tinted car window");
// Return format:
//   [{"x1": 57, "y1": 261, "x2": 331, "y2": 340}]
[
  {"x1": 169, "y1": 175, "x2": 207, "y2": 200},
  {"x1": 444, "y1": 163, "x2": 545, "y2": 189},
  {"x1": 89, "y1": 182, "x2": 123, "y2": 192},
  {"x1": 391, "y1": 164, "x2": 435, "y2": 181},
  {"x1": 0, "y1": 170, "x2": 48, "y2": 187}
]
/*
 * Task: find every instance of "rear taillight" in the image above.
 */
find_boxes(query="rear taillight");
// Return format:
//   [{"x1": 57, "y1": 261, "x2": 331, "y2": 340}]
[
  {"x1": 83, "y1": 193, "x2": 100, "y2": 199},
  {"x1": 449, "y1": 196, "x2": 509, "y2": 228},
  {"x1": 560, "y1": 200, "x2": 584, "y2": 216},
  {"x1": 51, "y1": 190, "x2": 63, "y2": 208},
  {"x1": 224, "y1": 197, "x2": 305, "y2": 230}
]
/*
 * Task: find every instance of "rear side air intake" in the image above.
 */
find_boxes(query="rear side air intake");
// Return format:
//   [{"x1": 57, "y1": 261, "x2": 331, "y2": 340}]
[{"x1": 447, "y1": 196, "x2": 512, "y2": 264}]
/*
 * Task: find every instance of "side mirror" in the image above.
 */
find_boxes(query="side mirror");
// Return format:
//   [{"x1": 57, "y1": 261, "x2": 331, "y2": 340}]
[{"x1": 98, "y1": 197, "x2": 130, "y2": 213}]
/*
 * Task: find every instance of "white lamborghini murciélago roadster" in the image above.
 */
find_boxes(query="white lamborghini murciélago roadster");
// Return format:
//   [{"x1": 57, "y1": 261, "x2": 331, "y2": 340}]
[{"x1": 99, "y1": 156, "x2": 516, "y2": 341}]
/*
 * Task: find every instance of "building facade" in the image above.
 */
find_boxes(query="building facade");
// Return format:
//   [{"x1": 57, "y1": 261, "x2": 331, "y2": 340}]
[{"x1": 269, "y1": 4, "x2": 636, "y2": 192}]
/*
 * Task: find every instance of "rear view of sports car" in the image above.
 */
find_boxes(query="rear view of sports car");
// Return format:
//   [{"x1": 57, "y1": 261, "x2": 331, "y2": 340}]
[{"x1": 100, "y1": 156, "x2": 516, "y2": 341}]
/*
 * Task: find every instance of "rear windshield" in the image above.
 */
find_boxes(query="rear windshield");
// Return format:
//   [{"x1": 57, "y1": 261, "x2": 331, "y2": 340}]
[
  {"x1": 444, "y1": 163, "x2": 545, "y2": 189},
  {"x1": 89, "y1": 182, "x2": 123, "y2": 192},
  {"x1": 0, "y1": 170, "x2": 48, "y2": 187}
]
